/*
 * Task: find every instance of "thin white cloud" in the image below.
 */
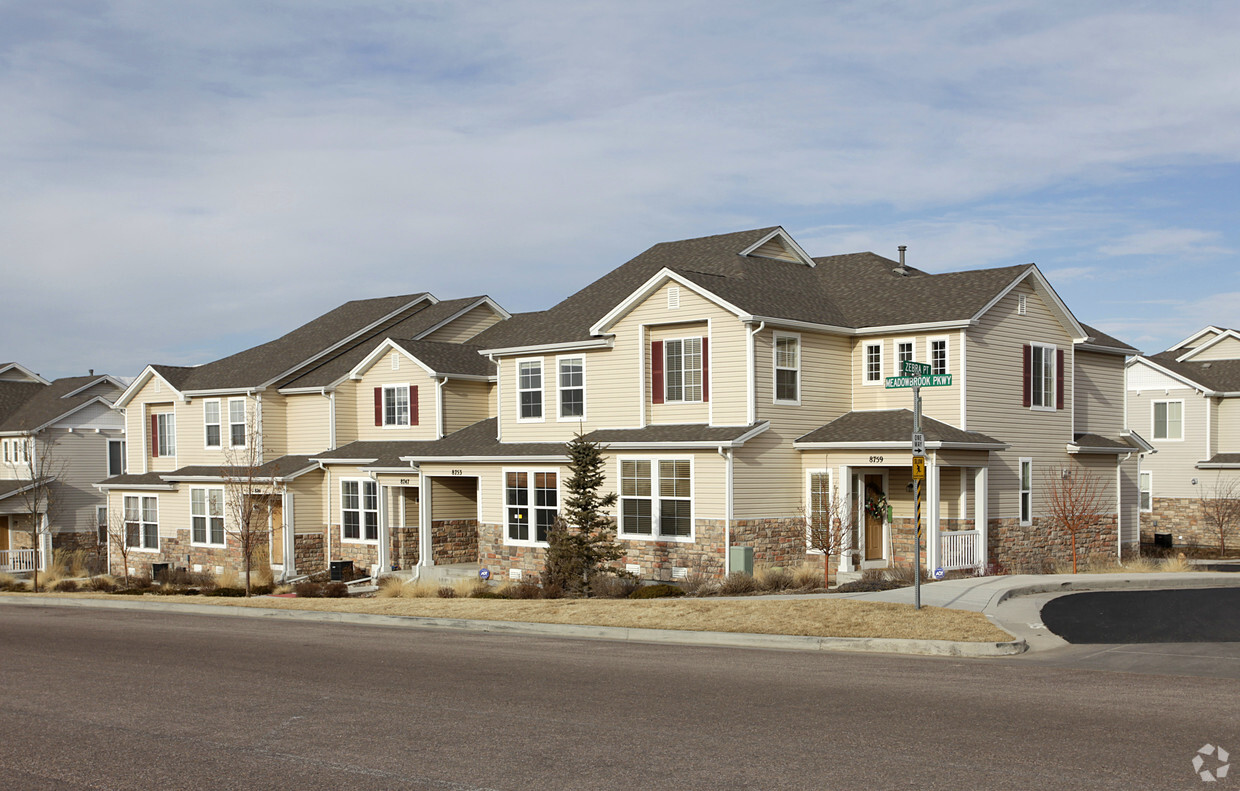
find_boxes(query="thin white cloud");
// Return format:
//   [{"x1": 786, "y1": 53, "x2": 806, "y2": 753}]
[{"x1": 1099, "y1": 228, "x2": 1232, "y2": 258}]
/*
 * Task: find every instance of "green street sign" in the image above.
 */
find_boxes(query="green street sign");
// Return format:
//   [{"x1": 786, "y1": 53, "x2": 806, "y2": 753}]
[
  {"x1": 884, "y1": 374, "x2": 953, "y2": 388},
  {"x1": 901, "y1": 360, "x2": 931, "y2": 377}
]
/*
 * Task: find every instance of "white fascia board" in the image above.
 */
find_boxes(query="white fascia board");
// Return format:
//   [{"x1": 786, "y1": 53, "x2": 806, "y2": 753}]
[
  {"x1": 1075, "y1": 341, "x2": 1136, "y2": 356},
  {"x1": 854, "y1": 319, "x2": 974, "y2": 336},
  {"x1": 360, "y1": 465, "x2": 420, "y2": 475},
  {"x1": 399, "y1": 454, "x2": 567, "y2": 463},
  {"x1": 257, "y1": 294, "x2": 437, "y2": 389},
  {"x1": 1168, "y1": 326, "x2": 1226, "y2": 352},
  {"x1": 60, "y1": 375, "x2": 127, "y2": 399},
  {"x1": 1196, "y1": 462, "x2": 1240, "y2": 469},
  {"x1": 970, "y1": 266, "x2": 1087, "y2": 341},
  {"x1": 1175, "y1": 329, "x2": 1240, "y2": 362},
  {"x1": 36, "y1": 396, "x2": 120, "y2": 434},
  {"x1": 589, "y1": 268, "x2": 749, "y2": 337},
  {"x1": 478, "y1": 338, "x2": 614, "y2": 357},
  {"x1": 114, "y1": 366, "x2": 184, "y2": 409},
  {"x1": 310, "y1": 457, "x2": 381, "y2": 466},
  {"x1": 745, "y1": 315, "x2": 855, "y2": 335},
  {"x1": 738, "y1": 227, "x2": 816, "y2": 267},
  {"x1": 1066, "y1": 444, "x2": 1130, "y2": 455},
  {"x1": 277, "y1": 385, "x2": 340, "y2": 395},
  {"x1": 1126, "y1": 356, "x2": 1209, "y2": 392},
  {"x1": 793, "y1": 440, "x2": 1009, "y2": 451},
  {"x1": 349, "y1": 339, "x2": 436, "y2": 381},
  {"x1": 0, "y1": 362, "x2": 50, "y2": 385},
  {"x1": 1122, "y1": 431, "x2": 1155, "y2": 453},
  {"x1": 93, "y1": 482, "x2": 176, "y2": 492},
  {"x1": 181, "y1": 387, "x2": 260, "y2": 399},
  {"x1": 412, "y1": 296, "x2": 511, "y2": 340}
]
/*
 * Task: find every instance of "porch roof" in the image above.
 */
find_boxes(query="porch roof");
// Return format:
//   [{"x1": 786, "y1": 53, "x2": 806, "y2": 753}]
[
  {"x1": 312, "y1": 441, "x2": 426, "y2": 468},
  {"x1": 400, "y1": 418, "x2": 567, "y2": 463},
  {"x1": 794, "y1": 410, "x2": 1006, "y2": 450},
  {"x1": 1198, "y1": 453, "x2": 1240, "y2": 469},
  {"x1": 94, "y1": 472, "x2": 176, "y2": 490},
  {"x1": 160, "y1": 455, "x2": 319, "y2": 482},
  {"x1": 0, "y1": 478, "x2": 44, "y2": 502},
  {"x1": 580, "y1": 422, "x2": 769, "y2": 448},
  {"x1": 1067, "y1": 433, "x2": 1145, "y2": 454}
]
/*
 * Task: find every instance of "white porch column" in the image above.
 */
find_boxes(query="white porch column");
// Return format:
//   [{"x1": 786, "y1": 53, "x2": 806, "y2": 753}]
[
  {"x1": 418, "y1": 472, "x2": 433, "y2": 568},
  {"x1": 837, "y1": 465, "x2": 854, "y2": 573},
  {"x1": 974, "y1": 466, "x2": 989, "y2": 568},
  {"x1": 377, "y1": 484, "x2": 390, "y2": 575},
  {"x1": 926, "y1": 457, "x2": 941, "y2": 571},
  {"x1": 283, "y1": 492, "x2": 296, "y2": 576}
]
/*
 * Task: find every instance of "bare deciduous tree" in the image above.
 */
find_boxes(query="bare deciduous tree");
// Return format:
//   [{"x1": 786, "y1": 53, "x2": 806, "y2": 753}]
[
  {"x1": 1041, "y1": 465, "x2": 1114, "y2": 573},
  {"x1": 1197, "y1": 475, "x2": 1240, "y2": 557},
  {"x1": 4, "y1": 433, "x2": 66, "y2": 592},
  {"x1": 806, "y1": 476, "x2": 854, "y2": 588},
  {"x1": 104, "y1": 501, "x2": 136, "y2": 588},
  {"x1": 221, "y1": 414, "x2": 275, "y2": 596}
]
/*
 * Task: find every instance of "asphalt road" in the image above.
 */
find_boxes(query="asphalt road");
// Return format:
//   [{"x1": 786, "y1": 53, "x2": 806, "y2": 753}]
[
  {"x1": 2, "y1": 605, "x2": 1239, "y2": 790},
  {"x1": 1041, "y1": 587, "x2": 1240, "y2": 643}
]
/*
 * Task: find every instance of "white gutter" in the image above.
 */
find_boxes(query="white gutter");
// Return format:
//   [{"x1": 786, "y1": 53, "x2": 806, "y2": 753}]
[
  {"x1": 719, "y1": 445, "x2": 733, "y2": 576},
  {"x1": 256, "y1": 392, "x2": 264, "y2": 465},
  {"x1": 746, "y1": 321, "x2": 764, "y2": 425},
  {"x1": 328, "y1": 390, "x2": 337, "y2": 450},
  {"x1": 479, "y1": 338, "x2": 614, "y2": 356},
  {"x1": 437, "y1": 377, "x2": 448, "y2": 439}
]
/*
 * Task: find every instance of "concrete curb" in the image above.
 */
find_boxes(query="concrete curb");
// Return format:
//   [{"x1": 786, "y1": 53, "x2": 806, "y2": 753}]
[
  {"x1": 993, "y1": 574, "x2": 1240, "y2": 607},
  {"x1": 0, "y1": 595, "x2": 1026, "y2": 658}
]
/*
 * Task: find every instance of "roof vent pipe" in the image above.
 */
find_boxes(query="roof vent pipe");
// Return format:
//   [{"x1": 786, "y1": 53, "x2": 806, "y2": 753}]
[{"x1": 895, "y1": 245, "x2": 909, "y2": 276}]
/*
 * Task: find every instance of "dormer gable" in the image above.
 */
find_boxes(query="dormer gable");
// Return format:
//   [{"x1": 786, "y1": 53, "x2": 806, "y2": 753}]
[
  {"x1": 971, "y1": 265, "x2": 1087, "y2": 343},
  {"x1": 0, "y1": 363, "x2": 50, "y2": 384},
  {"x1": 590, "y1": 269, "x2": 748, "y2": 337},
  {"x1": 739, "y1": 227, "x2": 816, "y2": 267},
  {"x1": 114, "y1": 365, "x2": 188, "y2": 408},
  {"x1": 1175, "y1": 329, "x2": 1240, "y2": 362},
  {"x1": 1168, "y1": 326, "x2": 1228, "y2": 352}
]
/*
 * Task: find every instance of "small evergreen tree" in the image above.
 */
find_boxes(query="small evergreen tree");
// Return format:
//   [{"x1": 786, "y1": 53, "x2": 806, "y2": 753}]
[{"x1": 543, "y1": 434, "x2": 623, "y2": 595}]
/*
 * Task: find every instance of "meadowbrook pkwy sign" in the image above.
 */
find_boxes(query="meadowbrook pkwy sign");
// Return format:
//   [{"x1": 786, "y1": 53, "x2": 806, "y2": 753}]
[{"x1": 884, "y1": 373, "x2": 952, "y2": 388}]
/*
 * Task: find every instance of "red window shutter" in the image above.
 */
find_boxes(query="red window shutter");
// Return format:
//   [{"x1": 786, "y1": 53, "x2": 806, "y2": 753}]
[
  {"x1": 651, "y1": 341, "x2": 664, "y2": 404},
  {"x1": 374, "y1": 387, "x2": 383, "y2": 426},
  {"x1": 700, "y1": 337, "x2": 709, "y2": 402},
  {"x1": 1056, "y1": 349, "x2": 1065, "y2": 410},
  {"x1": 410, "y1": 386, "x2": 419, "y2": 426},
  {"x1": 1022, "y1": 345, "x2": 1032, "y2": 407},
  {"x1": 150, "y1": 414, "x2": 159, "y2": 457}
]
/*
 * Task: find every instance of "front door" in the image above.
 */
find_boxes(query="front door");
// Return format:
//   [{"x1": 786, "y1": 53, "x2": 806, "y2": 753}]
[
  {"x1": 0, "y1": 515, "x2": 9, "y2": 552},
  {"x1": 269, "y1": 499, "x2": 284, "y2": 566},
  {"x1": 863, "y1": 474, "x2": 885, "y2": 561}
]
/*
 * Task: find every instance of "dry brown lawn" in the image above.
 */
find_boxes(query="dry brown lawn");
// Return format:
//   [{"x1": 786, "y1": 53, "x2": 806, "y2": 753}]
[{"x1": 17, "y1": 591, "x2": 1014, "y2": 642}]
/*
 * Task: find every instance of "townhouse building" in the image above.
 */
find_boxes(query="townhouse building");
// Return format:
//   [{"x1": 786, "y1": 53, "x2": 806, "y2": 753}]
[
  {"x1": 1126, "y1": 326, "x2": 1240, "y2": 548},
  {"x1": 98, "y1": 226, "x2": 1142, "y2": 582},
  {"x1": 1, "y1": 362, "x2": 127, "y2": 572}
]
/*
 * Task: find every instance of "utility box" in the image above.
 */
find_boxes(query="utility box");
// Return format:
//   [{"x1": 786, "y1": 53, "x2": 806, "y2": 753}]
[
  {"x1": 1154, "y1": 533, "x2": 1173, "y2": 548},
  {"x1": 330, "y1": 560, "x2": 354, "y2": 581},
  {"x1": 729, "y1": 546, "x2": 754, "y2": 576}
]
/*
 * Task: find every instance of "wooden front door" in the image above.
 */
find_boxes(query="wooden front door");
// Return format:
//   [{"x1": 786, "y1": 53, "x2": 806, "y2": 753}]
[
  {"x1": 864, "y1": 474, "x2": 884, "y2": 561},
  {"x1": 269, "y1": 500, "x2": 284, "y2": 566},
  {"x1": 0, "y1": 515, "x2": 9, "y2": 552}
]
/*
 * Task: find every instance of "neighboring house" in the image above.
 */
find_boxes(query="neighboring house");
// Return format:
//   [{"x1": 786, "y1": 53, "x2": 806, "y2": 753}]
[
  {"x1": 396, "y1": 227, "x2": 1142, "y2": 580},
  {"x1": 0, "y1": 362, "x2": 127, "y2": 572},
  {"x1": 1125, "y1": 326, "x2": 1240, "y2": 547},
  {"x1": 97, "y1": 293, "x2": 508, "y2": 579},
  {"x1": 96, "y1": 226, "x2": 1143, "y2": 583}
]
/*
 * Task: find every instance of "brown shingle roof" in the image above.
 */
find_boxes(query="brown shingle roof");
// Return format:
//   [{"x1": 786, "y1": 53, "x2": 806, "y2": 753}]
[
  {"x1": 1079, "y1": 324, "x2": 1138, "y2": 353},
  {"x1": 581, "y1": 423, "x2": 766, "y2": 446},
  {"x1": 795, "y1": 410, "x2": 1004, "y2": 447},
  {"x1": 0, "y1": 376, "x2": 123, "y2": 433},
  {"x1": 393, "y1": 340, "x2": 494, "y2": 377},
  {"x1": 398, "y1": 419, "x2": 565, "y2": 460},
  {"x1": 1143, "y1": 352, "x2": 1240, "y2": 393}
]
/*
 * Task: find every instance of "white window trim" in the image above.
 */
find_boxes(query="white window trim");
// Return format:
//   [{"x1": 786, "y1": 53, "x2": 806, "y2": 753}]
[
  {"x1": 556, "y1": 355, "x2": 587, "y2": 422},
  {"x1": 664, "y1": 336, "x2": 704, "y2": 404},
  {"x1": 203, "y1": 399, "x2": 222, "y2": 449},
  {"x1": 927, "y1": 336, "x2": 949, "y2": 377},
  {"x1": 1029, "y1": 343, "x2": 1057, "y2": 412},
  {"x1": 863, "y1": 341, "x2": 884, "y2": 385},
  {"x1": 896, "y1": 340, "x2": 915, "y2": 369},
  {"x1": 340, "y1": 478, "x2": 380, "y2": 544},
  {"x1": 227, "y1": 397, "x2": 247, "y2": 448},
  {"x1": 515, "y1": 357, "x2": 545, "y2": 423},
  {"x1": 1019, "y1": 458, "x2": 1033, "y2": 526},
  {"x1": 804, "y1": 468, "x2": 832, "y2": 554},
  {"x1": 381, "y1": 383, "x2": 412, "y2": 428},
  {"x1": 502, "y1": 467, "x2": 560, "y2": 547},
  {"x1": 155, "y1": 412, "x2": 176, "y2": 458},
  {"x1": 616, "y1": 455, "x2": 695, "y2": 543},
  {"x1": 107, "y1": 438, "x2": 127, "y2": 477},
  {"x1": 772, "y1": 332, "x2": 801, "y2": 406},
  {"x1": 124, "y1": 494, "x2": 160, "y2": 552},
  {"x1": 96, "y1": 506, "x2": 108, "y2": 545},
  {"x1": 1139, "y1": 470, "x2": 1153, "y2": 513},
  {"x1": 1151, "y1": 399, "x2": 1184, "y2": 442},
  {"x1": 189, "y1": 486, "x2": 227, "y2": 548}
]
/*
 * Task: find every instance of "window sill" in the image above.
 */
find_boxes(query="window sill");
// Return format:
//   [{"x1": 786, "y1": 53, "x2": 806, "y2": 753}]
[
  {"x1": 773, "y1": 398, "x2": 801, "y2": 407},
  {"x1": 619, "y1": 533, "x2": 695, "y2": 544},
  {"x1": 503, "y1": 539, "x2": 549, "y2": 548},
  {"x1": 127, "y1": 546, "x2": 161, "y2": 553},
  {"x1": 340, "y1": 538, "x2": 379, "y2": 545},
  {"x1": 190, "y1": 542, "x2": 227, "y2": 549}
]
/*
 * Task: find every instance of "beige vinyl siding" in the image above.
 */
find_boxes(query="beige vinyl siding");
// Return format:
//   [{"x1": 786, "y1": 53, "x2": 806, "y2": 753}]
[
  {"x1": 259, "y1": 395, "x2": 287, "y2": 459},
  {"x1": 1184, "y1": 335, "x2": 1240, "y2": 361},
  {"x1": 421, "y1": 303, "x2": 503, "y2": 343},
  {"x1": 108, "y1": 488, "x2": 188, "y2": 544},
  {"x1": 648, "y1": 321, "x2": 710, "y2": 425},
  {"x1": 966, "y1": 281, "x2": 1077, "y2": 519},
  {"x1": 420, "y1": 463, "x2": 502, "y2": 523},
  {"x1": 283, "y1": 393, "x2": 332, "y2": 453},
  {"x1": 1119, "y1": 456, "x2": 1140, "y2": 547},
  {"x1": 1180, "y1": 330, "x2": 1222, "y2": 350},
  {"x1": 333, "y1": 381, "x2": 358, "y2": 445},
  {"x1": 498, "y1": 343, "x2": 640, "y2": 442},
  {"x1": 352, "y1": 354, "x2": 438, "y2": 442},
  {"x1": 1217, "y1": 399, "x2": 1240, "y2": 452},
  {"x1": 124, "y1": 376, "x2": 171, "y2": 473},
  {"x1": 1128, "y1": 387, "x2": 1205, "y2": 499},
  {"x1": 755, "y1": 327, "x2": 850, "y2": 433},
  {"x1": 431, "y1": 476, "x2": 479, "y2": 520},
  {"x1": 443, "y1": 379, "x2": 492, "y2": 434},
  {"x1": 46, "y1": 431, "x2": 112, "y2": 534},
  {"x1": 286, "y1": 471, "x2": 324, "y2": 534},
  {"x1": 1209, "y1": 397, "x2": 1219, "y2": 457},
  {"x1": 748, "y1": 237, "x2": 801, "y2": 262},
  {"x1": 53, "y1": 400, "x2": 124, "y2": 431},
  {"x1": 733, "y1": 429, "x2": 802, "y2": 519},
  {"x1": 850, "y1": 331, "x2": 964, "y2": 424},
  {"x1": 174, "y1": 394, "x2": 257, "y2": 467},
  {"x1": 146, "y1": 402, "x2": 178, "y2": 473},
  {"x1": 1073, "y1": 350, "x2": 1126, "y2": 437},
  {"x1": 320, "y1": 464, "x2": 370, "y2": 537}
]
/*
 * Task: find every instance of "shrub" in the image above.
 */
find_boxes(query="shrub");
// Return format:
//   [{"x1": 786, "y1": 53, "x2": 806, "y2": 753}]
[
  {"x1": 505, "y1": 581, "x2": 543, "y2": 600},
  {"x1": 755, "y1": 565, "x2": 795, "y2": 592},
  {"x1": 717, "y1": 572, "x2": 756, "y2": 595},
  {"x1": 110, "y1": 587, "x2": 149, "y2": 595},
  {"x1": 793, "y1": 563, "x2": 825, "y2": 590},
  {"x1": 294, "y1": 581, "x2": 323, "y2": 598},
  {"x1": 835, "y1": 578, "x2": 903, "y2": 593},
  {"x1": 85, "y1": 575, "x2": 116, "y2": 592},
  {"x1": 323, "y1": 581, "x2": 349, "y2": 598},
  {"x1": 203, "y1": 587, "x2": 246, "y2": 597},
  {"x1": 629, "y1": 583, "x2": 685, "y2": 599},
  {"x1": 680, "y1": 567, "x2": 717, "y2": 596},
  {"x1": 471, "y1": 590, "x2": 508, "y2": 599},
  {"x1": 51, "y1": 579, "x2": 79, "y2": 593},
  {"x1": 590, "y1": 574, "x2": 641, "y2": 599},
  {"x1": 437, "y1": 586, "x2": 457, "y2": 598},
  {"x1": 0, "y1": 574, "x2": 27, "y2": 592},
  {"x1": 376, "y1": 576, "x2": 405, "y2": 598}
]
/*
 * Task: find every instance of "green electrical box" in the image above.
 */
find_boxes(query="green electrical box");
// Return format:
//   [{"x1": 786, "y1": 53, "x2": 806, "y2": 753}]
[{"x1": 729, "y1": 546, "x2": 754, "y2": 576}]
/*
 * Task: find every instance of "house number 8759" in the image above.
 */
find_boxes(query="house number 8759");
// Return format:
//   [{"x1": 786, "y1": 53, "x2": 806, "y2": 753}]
[{"x1": 869, "y1": 456, "x2": 884, "y2": 464}]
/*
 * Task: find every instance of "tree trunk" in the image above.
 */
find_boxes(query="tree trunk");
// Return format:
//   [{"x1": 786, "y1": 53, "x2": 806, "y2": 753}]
[{"x1": 824, "y1": 552, "x2": 831, "y2": 589}]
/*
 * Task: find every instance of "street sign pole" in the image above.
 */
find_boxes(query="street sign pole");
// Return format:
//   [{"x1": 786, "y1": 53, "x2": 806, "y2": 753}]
[{"x1": 913, "y1": 385, "x2": 921, "y2": 611}]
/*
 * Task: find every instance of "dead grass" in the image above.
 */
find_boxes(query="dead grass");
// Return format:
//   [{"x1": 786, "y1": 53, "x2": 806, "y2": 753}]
[
  {"x1": 1054, "y1": 555, "x2": 1202, "y2": 574},
  {"x1": 216, "y1": 568, "x2": 240, "y2": 589},
  {"x1": 30, "y1": 591, "x2": 1014, "y2": 642}
]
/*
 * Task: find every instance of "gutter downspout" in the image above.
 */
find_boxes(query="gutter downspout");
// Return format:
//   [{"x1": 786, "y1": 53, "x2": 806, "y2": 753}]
[
  {"x1": 437, "y1": 377, "x2": 448, "y2": 439},
  {"x1": 1118, "y1": 451, "x2": 1133, "y2": 565},
  {"x1": 327, "y1": 389, "x2": 337, "y2": 450},
  {"x1": 719, "y1": 445, "x2": 733, "y2": 576},
  {"x1": 255, "y1": 391, "x2": 264, "y2": 465},
  {"x1": 322, "y1": 462, "x2": 332, "y2": 571},
  {"x1": 746, "y1": 321, "x2": 765, "y2": 425}
]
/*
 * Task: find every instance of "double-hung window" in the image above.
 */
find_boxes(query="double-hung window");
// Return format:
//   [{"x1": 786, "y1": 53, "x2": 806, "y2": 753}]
[
  {"x1": 558, "y1": 357, "x2": 584, "y2": 419},
  {"x1": 1026, "y1": 343, "x2": 1058, "y2": 409},
  {"x1": 107, "y1": 440, "x2": 126, "y2": 477},
  {"x1": 505, "y1": 471, "x2": 558, "y2": 543},
  {"x1": 1139, "y1": 471, "x2": 1152, "y2": 512},
  {"x1": 665, "y1": 338, "x2": 703, "y2": 402},
  {"x1": 124, "y1": 495, "x2": 159, "y2": 550},
  {"x1": 1019, "y1": 459, "x2": 1033, "y2": 526},
  {"x1": 864, "y1": 342, "x2": 883, "y2": 384},
  {"x1": 619, "y1": 459, "x2": 692, "y2": 539},
  {"x1": 152, "y1": 413, "x2": 175, "y2": 457},
  {"x1": 341, "y1": 480, "x2": 379, "y2": 541},
  {"x1": 1152, "y1": 401, "x2": 1183, "y2": 440},
  {"x1": 774, "y1": 334, "x2": 800, "y2": 403},
  {"x1": 204, "y1": 400, "x2": 221, "y2": 448},
  {"x1": 228, "y1": 398, "x2": 247, "y2": 447},
  {"x1": 897, "y1": 341, "x2": 914, "y2": 368},
  {"x1": 97, "y1": 506, "x2": 108, "y2": 545},
  {"x1": 518, "y1": 360, "x2": 544, "y2": 421},
  {"x1": 191, "y1": 487, "x2": 225, "y2": 546},
  {"x1": 929, "y1": 338, "x2": 948, "y2": 376},
  {"x1": 384, "y1": 385, "x2": 410, "y2": 427}
]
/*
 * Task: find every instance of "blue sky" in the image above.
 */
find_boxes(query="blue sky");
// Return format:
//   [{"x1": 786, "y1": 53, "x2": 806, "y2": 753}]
[{"x1": 3, "y1": 1, "x2": 1238, "y2": 379}]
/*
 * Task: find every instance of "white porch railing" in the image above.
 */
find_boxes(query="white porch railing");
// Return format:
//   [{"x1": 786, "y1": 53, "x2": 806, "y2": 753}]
[
  {"x1": 0, "y1": 549, "x2": 38, "y2": 573},
  {"x1": 940, "y1": 530, "x2": 982, "y2": 571}
]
